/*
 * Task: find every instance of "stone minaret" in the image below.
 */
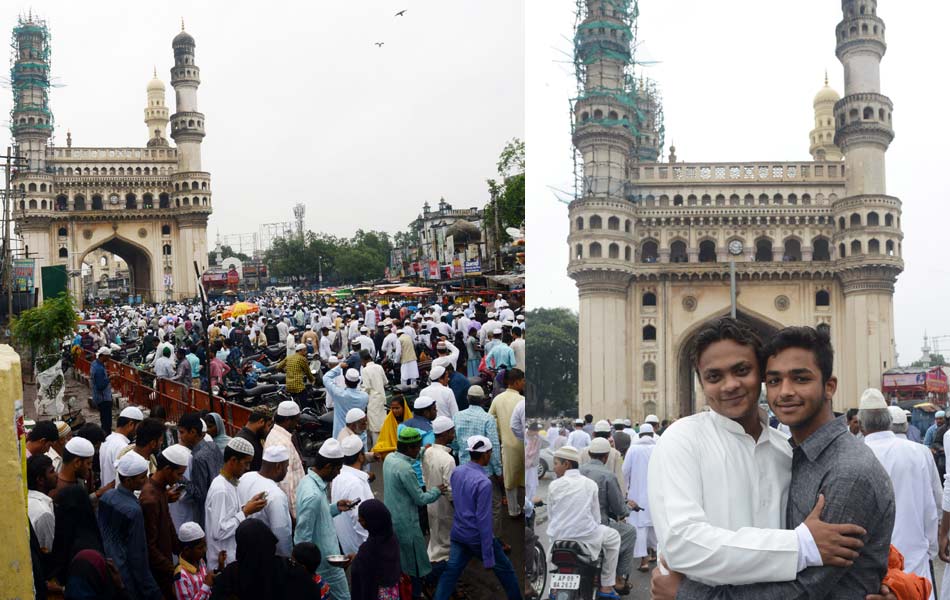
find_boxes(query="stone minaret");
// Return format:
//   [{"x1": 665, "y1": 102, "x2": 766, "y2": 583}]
[
  {"x1": 810, "y1": 73, "x2": 843, "y2": 161},
  {"x1": 145, "y1": 68, "x2": 169, "y2": 147},
  {"x1": 170, "y1": 23, "x2": 205, "y2": 172},
  {"x1": 11, "y1": 15, "x2": 53, "y2": 174},
  {"x1": 567, "y1": 0, "x2": 638, "y2": 419},
  {"x1": 832, "y1": 0, "x2": 902, "y2": 402}
]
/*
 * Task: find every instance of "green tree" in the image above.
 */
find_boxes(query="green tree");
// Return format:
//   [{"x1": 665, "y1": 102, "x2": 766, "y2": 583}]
[
  {"x1": 911, "y1": 354, "x2": 947, "y2": 367},
  {"x1": 525, "y1": 307, "x2": 578, "y2": 417},
  {"x1": 485, "y1": 137, "x2": 526, "y2": 243},
  {"x1": 12, "y1": 292, "x2": 78, "y2": 370},
  {"x1": 207, "y1": 244, "x2": 251, "y2": 266}
]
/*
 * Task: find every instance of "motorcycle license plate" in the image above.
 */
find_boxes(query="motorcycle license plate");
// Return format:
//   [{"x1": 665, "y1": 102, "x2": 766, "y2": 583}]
[{"x1": 550, "y1": 574, "x2": 581, "y2": 590}]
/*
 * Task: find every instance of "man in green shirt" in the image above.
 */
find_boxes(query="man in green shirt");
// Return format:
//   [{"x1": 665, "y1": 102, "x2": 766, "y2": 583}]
[{"x1": 383, "y1": 428, "x2": 448, "y2": 599}]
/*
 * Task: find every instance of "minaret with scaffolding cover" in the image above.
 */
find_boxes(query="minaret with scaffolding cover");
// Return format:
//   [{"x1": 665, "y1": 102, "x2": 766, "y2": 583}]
[{"x1": 10, "y1": 15, "x2": 53, "y2": 173}]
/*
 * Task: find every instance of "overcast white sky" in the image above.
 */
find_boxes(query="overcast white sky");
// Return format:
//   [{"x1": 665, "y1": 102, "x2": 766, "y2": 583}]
[
  {"x1": 526, "y1": 0, "x2": 950, "y2": 365},
  {"x1": 3, "y1": 0, "x2": 524, "y2": 245}
]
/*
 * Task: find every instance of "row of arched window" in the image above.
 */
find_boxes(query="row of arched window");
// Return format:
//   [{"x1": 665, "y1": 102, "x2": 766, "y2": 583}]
[
  {"x1": 575, "y1": 215, "x2": 631, "y2": 232},
  {"x1": 21, "y1": 193, "x2": 210, "y2": 211},
  {"x1": 639, "y1": 192, "x2": 819, "y2": 208},
  {"x1": 574, "y1": 237, "x2": 836, "y2": 262},
  {"x1": 838, "y1": 211, "x2": 897, "y2": 229},
  {"x1": 53, "y1": 166, "x2": 171, "y2": 176},
  {"x1": 173, "y1": 181, "x2": 209, "y2": 191},
  {"x1": 838, "y1": 239, "x2": 898, "y2": 257}
]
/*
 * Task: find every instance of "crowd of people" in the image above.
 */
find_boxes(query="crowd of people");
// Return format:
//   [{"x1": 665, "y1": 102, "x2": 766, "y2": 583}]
[
  {"x1": 540, "y1": 318, "x2": 944, "y2": 600},
  {"x1": 25, "y1": 290, "x2": 528, "y2": 599}
]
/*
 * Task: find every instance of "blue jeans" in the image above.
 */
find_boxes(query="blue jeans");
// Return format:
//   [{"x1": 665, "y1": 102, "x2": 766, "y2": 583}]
[
  {"x1": 98, "y1": 400, "x2": 112, "y2": 434},
  {"x1": 433, "y1": 538, "x2": 522, "y2": 600}
]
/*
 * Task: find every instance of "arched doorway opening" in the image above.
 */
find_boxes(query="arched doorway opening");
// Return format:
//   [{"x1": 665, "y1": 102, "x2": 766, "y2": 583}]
[
  {"x1": 80, "y1": 236, "x2": 153, "y2": 306},
  {"x1": 675, "y1": 309, "x2": 781, "y2": 418}
]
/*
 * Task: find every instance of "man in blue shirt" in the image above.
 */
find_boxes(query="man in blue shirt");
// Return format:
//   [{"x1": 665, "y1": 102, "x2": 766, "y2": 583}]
[
  {"x1": 90, "y1": 347, "x2": 114, "y2": 433},
  {"x1": 432, "y1": 435, "x2": 521, "y2": 600},
  {"x1": 924, "y1": 411, "x2": 945, "y2": 447},
  {"x1": 323, "y1": 365, "x2": 369, "y2": 438},
  {"x1": 453, "y1": 386, "x2": 502, "y2": 480},
  {"x1": 446, "y1": 365, "x2": 470, "y2": 412},
  {"x1": 98, "y1": 452, "x2": 162, "y2": 600}
]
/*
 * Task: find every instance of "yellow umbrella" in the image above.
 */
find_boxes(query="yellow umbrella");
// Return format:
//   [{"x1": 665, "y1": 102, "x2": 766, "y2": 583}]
[{"x1": 227, "y1": 301, "x2": 259, "y2": 318}]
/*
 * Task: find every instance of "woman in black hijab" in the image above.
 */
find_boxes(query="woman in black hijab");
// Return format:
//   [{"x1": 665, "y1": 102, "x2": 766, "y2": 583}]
[
  {"x1": 63, "y1": 549, "x2": 129, "y2": 600},
  {"x1": 351, "y1": 499, "x2": 403, "y2": 600},
  {"x1": 211, "y1": 519, "x2": 318, "y2": 600},
  {"x1": 52, "y1": 484, "x2": 103, "y2": 585}
]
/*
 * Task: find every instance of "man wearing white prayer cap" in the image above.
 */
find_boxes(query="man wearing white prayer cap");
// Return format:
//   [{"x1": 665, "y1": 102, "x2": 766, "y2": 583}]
[
  {"x1": 337, "y1": 406, "x2": 369, "y2": 446},
  {"x1": 141, "y1": 443, "x2": 190, "y2": 596},
  {"x1": 54, "y1": 436, "x2": 96, "y2": 500},
  {"x1": 204, "y1": 437, "x2": 267, "y2": 570},
  {"x1": 623, "y1": 420, "x2": 658, "y2": 572},
  {"x1": 861, "y1": 388, "x2": 942, "y2": 595},
  {"x1": 423, "y1": 416, "x2": 457, "y2": 567},
  {"x1": 264, "y1": 400, "x2": 306, "y2": 519},
  {"x1": 331, "y1": 435, "x2": 376, "y2": 555},
  {"x1": 421, "y1": 364, "x2": 459, "y2": 420},
  {"x1": 237, "y1": 445, "x2": 293, "y2": 557},
  {"x1": 100, "y1": 406, "x2": 145, "y2": 487},
  {"x1": 45, "y1": 421, "x2": 72, "y2": 473},
  {"x1": 98, "y1": 450, "x2": 162, "y2": 597},
  {"x1": 924, "y1": 411, "x2": 946, "y2": 447},
  {"x1": 323, "y1": 360, "x2": 369, "y2": 440},
  {"x1": 295, "y1": 437, "x2": 357, "y2": 599}
]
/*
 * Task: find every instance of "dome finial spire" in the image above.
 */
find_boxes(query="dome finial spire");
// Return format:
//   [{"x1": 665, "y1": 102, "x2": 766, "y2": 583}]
[
  {"x1": 824, "y1": 69, "x2": 828, "y2": 86},
  {"x1": 153, "y1": 65, "x2": 157, "y2": 78},
  {"x1": 181, "y1": 17, "x2": 185, "y2": 31}
]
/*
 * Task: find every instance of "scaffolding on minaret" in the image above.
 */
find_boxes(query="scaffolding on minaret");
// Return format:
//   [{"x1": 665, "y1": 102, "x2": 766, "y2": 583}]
[
  {"x1": 293, "y1": 203, "x2": 306, "y2": 239},
  {"x1": 9, "y1": 15, "x2": 54, "y2": 147},
  {"x1": 570, "y1": 0, "x2": 665, "y2": 200}
]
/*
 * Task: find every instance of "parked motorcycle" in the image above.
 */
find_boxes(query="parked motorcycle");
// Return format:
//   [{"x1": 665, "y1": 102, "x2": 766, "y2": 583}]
[
  {"x1": 295, "y1": 406, "x2": 334, "y2": 467},
  {"x1": 548, "y1": 540, "x2": 602, "y2": 600}
]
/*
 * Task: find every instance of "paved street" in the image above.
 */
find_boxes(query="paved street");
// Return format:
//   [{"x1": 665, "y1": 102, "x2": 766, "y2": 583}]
[{"x1": 535, "y1": 472, "x2": 946, "y2": 600}]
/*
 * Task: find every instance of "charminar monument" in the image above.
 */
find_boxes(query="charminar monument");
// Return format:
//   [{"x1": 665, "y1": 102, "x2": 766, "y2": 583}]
[
  {"x1": 10, "y1": 16, "x2": 211, "y2": 304},
  {"x1": 567, "y1": 0, "x2": 902, "y2": 420}
]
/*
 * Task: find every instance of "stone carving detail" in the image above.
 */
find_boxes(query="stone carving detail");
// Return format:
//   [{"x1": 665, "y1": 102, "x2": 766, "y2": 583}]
[
  {"x1": 775, "y1": 295, "x2": 790, "y2": 311},
  {"x1": 682, "y1": 295, "x2": 697, "y2": 312},
  {"x1": 83, "y1": 229, "x2": 92, "y2": 240},
  {"x1": 138, "y1": 227, "x2": 148, "y2": 238}
]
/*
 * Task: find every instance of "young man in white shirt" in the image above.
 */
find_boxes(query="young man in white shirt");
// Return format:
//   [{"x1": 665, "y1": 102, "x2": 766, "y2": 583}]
[
  {"x1": 237, "y1": 445, "x2": 292, "y2": 557},
  {"x1": 205, "y1": 437, "x2": 267, "y2": 568},
  {"x1": 27, "y1": 454, "x2": 58, "y2": 553},
  {"x1": 100, "y1": 406, "x2": 144, "y2": 487},
  {"x1": 331, "y1": 436, "x2": 375, "y2": 555}
]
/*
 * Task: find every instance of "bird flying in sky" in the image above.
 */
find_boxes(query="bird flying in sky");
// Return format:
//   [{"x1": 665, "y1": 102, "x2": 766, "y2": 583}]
[
  {"x1": 374, "y1": 42, "x2": 385, "y2": 47},
  {"x1": 395, "y1": 9, "x2": 407, "y2": 17}
]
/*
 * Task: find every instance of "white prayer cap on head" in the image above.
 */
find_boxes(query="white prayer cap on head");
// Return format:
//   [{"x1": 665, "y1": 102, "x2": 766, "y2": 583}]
[
  {"x1": 161, "y1": 444, "x2": 191, "y2": 467},
  {"x1": 938, "y1": 411, "x2": 946, "y2": 418},
  {"x1": 594, "y1": 420, "x2": 611, "y2": 433},
  {"x1": 887, "y1": 405, "x2": 907, "y2": 424},
  {"x1": 328, "y1": 355, "x2": 341, "y2": 365},
  {"x1": 466, "y1": 435, "x2": 492, "y2": 453},
  {"x1": 429, "y1": 365, "x2": 446, "y2": 380},
  {"x1": 554, "y1": 445, "x2": 579, "y2": 462},
  {"x1": 644, "y1": 414, "x2": 660, "y2": 425},
  {"x1": 226, "y1": 437, "x2": 255, "y2": 456},
  {"x1": 467, "y1": 386, "x2": 485, "y2": 398},
  {"x1": 516, "y1": 314, "x2": 525, "y2": 321},
  {"x1": 639, "y1": 423, "x2": 655, "y2": 434},
  {"x1": 492, "y1": 328, "x2": 503, "y2": 336},
  {"x1": 611, "y1": 419, "x2": 624, "y2": 426},
  {"x1": 65, "y1": 437, "x2": 95, "y2": 458},
  {"x1": 436, "y1": 341, "x2": 447, "y2": 350},
  {"x1": 263, "y1": 445, "x2": 290, "y2": 463},
  {"x1": 119, "y1": 406, "x2": 144, "y2": 421},
  {"x1": 295, "y1": 343, "x2": 306, "y2": 352},
  {"x1": 414, "y1": 395, "x2": 436, "y2": 410},
  {"x1": 277, "y1": 400, "x2": 301, "y2": 417},
  {"x1": 345, "y1": 408, "x2": 366, "y2": 424},
  {"x1": 201, "y1": 419, "x2": 207, "y2": 433},
  {"x1": 318, "y1": 438, "x2": 344, "y2": 459},
  {"x1": 589, "y1": 437, "x2": 611, "y2": 454},
  {"x1": 432, "y1": 416, "x2": 455, "y2": 435},
  {"x1": 573, "y1": 418, "x2": 584, "y2": 425},
  {"x1": 859, "y1": 388, "x2": 888, "y2": 410},
  {"x1": 488, "y1": 312, "x2": 497, "y2": 318},
  {"x1": 116, "y1": 452, "x2": 149, "y2": 477},
  {"x1": 345, "y1": 368, "x2": 360, "y2": 383},
  {"x1": 360, "y1": 326, "x2": 368, "y2": 333},
  {"x1": 178, "y1": 522, "x2": 205, "y2": 543},
  {"x1": 341, "y1": 436, "x2": 364, "y2": 457},
  {"x1": 624, "y1": 419, "x2": 632, "y2": 427}
]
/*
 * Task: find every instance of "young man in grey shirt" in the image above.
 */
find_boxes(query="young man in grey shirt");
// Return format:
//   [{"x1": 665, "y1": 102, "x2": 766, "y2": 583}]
[{"x1": 653, "y1": 325, "x2": 897, "y2": 599}]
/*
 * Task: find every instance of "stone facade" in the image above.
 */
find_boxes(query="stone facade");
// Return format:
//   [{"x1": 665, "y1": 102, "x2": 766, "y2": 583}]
[
  {"x1": 11, "y1": 20, "x2": 210, "y2": 304},
  {"x1": 568, "y1": 0, "x2": 902, "y2": 421}
]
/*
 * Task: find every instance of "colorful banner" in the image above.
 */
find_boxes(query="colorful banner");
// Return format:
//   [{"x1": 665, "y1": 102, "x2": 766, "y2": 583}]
[
  {"x1": 926, "y1": 368, "x2": 949, "y2": 393},
  {"x1": 411, "y1": 262, "x2": 421, "y2": 274},
  {"x1": 463, "y1": 258, "x2": 482, "y2": 276},
  {"x1": 427, "y1": 260, "x2": 440, "y2": 280},
  {"x1": 882, "y1": 372, "x2": 926, "y2": 388},
  {"x1": 451, "y1": 258, "x2": 462, "y2": 278},
  {"x1": 13, "y1": 259, "x2": 34, "y2": 292}
]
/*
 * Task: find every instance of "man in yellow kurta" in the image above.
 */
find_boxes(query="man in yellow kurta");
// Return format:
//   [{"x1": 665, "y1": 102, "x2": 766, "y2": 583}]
[{"x1": 488, "y1": 368, "x2": 526, "y2": 518}]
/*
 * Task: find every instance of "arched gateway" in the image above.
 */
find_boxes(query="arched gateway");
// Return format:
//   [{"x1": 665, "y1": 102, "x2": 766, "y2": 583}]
[{"x1": 10, "y1": 16, "x2": 211, "y2": 305}]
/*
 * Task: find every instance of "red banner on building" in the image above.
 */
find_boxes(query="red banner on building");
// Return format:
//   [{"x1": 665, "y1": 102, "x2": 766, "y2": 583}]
[{"x1": 428, "y1": 260, "x2": 440, "y2": 280}]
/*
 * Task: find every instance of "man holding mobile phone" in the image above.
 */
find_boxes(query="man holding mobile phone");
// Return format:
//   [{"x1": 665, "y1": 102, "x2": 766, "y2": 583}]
[{"x1": 237, "y1": 445, "x2": 293, "y2": 557}]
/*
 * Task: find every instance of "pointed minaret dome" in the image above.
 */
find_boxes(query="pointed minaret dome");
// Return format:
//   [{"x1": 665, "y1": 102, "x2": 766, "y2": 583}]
[
  {"x1": 809, "y1": 72, "x2": 842, "y2": 161},
  {"x1": 145, "y1": 68, "x2": 169, "y2": 147}
]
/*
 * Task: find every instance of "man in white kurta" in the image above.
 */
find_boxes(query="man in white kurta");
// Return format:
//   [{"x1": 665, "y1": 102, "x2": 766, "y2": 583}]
[
  {"x1": 205, "y1": 438, "x2": 266, "y2": 568},
  {"x1": 237, "y1": 446, "x2": 293, "y2": 557},
  {"x1": 566, "y1": 420, "x2": 591, "y2": 449},
  {"x1": 330, "y1": 437, "x2": 375, "y2": 555},
  {"x1": 264, "y1": 401, "x2": 306, "y2": 519},
  {"x1": 622, "y1": 424, "x2": 658, "y2": 568},
  {"x1": 422, "y1": 365, "x2": 459, "y2": 419},
  {"x1": 422, "y1": 417, "x2": 457, "y2": 565},
  {"x1": 647, "y1": 407, "x2": 819, "y2": 586},
  {"x1": 431, "y1": 339, "x2": 460, "y2": 372},
  {"x1": 863, "y1": 412, "x2": 941, "y2": 598},
  {"x1": 359, "y1": 353, "x2": 388, "y2": 448},
  {"x1": 547, "y1": 445, "x2": 622, "y2": 590}
]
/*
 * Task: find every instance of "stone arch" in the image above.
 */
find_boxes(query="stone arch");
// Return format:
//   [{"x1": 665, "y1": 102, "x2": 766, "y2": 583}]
[
  {"x1": 608, "y1": 242, "x2": 620, "y2": 259},
  {"x1": 675, "y1": 307, "x2": 782, "y2": 417},
  {"x1": 624, "y1": 245, "x2": 631, "y2": 261},
  {"x1": 74, "y1": 194, "x2": 87, "y2": 210},
  {"x1": 850, "y1": 213, "x2": 861, "y2": 226},
  {"x1": 640, "y1": 239, "x2": 658, "y2": 263},
  {"x1": 575, "y1": 216, "x2": 584, "y2": 231},
  {"x1": 642, "y1": 291, "x2": 657, "y2": 306},
  {"x1": 643, "y1": 361, "x2": 656, "y2": 382},
  {"x1": 589, "y1": 215, "x2": 603, "y2": 229},
  {"x1": 839, "y1": 242, "x2": 846, "y2": 258},
  {"x1": 589, "y1": 242, "x2": 602, "y2": 258},
  {"x1": 642, "y1": 324, "x2": 657, "y2": 341},
  {"x1": 607, "y1": 216, "x2": 620, "y2": 231},
  {"x1": 812, "y1": 237, "x2": 831, "y2": 261},
  {"x1": 624, "y1": 219, "x2": 631, "y2": 233},
  {"x1": 782, "y1": 237, "x2": 802, "y2": 261},
  {"x1": 868, "y1": 238, "x2": 880, "y2": 254},
  {"x1": 575, "y1": 244, "x2": 583, "y2": 259},
  {"x1": 77, "y1": 234, "x2": 154, "y2": 304},
  {"x1": 125, "y1": 193, "x2": 137, "y2": 209},
  {"x1": 867, "y1": 211, "x2": 879, "y2": 226},
  {"x1": 698, "y1": 239, "x2": 717, "y2": 262},
  {"x1": 884, "y1": 213, "x2": 893, "y2": 227},
  {"x1": 851, "y1": 239, "x2": 862, "y2": 254},
  {"x1": 670, "y1": 239, "x2": 688, "y2": 263},
  {"x1": 886, "y1": 240, "x2": 895, "y2": 255},
  {"x1": 754, "y1": 237, "x2": 774, "y2": 261},
  {"x1": 816, "y1": 290, "x2": 831, "y2": 306}
]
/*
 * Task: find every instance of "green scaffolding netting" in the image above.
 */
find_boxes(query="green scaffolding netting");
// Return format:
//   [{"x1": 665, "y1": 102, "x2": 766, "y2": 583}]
[{"x1": 576, "y1": 117, "x2": 640, "y2": 134}]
